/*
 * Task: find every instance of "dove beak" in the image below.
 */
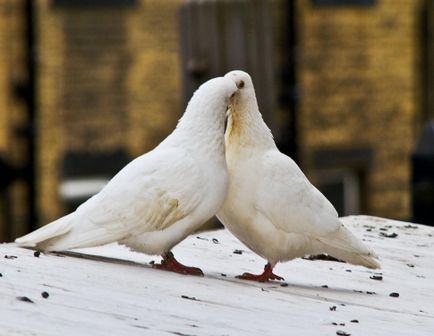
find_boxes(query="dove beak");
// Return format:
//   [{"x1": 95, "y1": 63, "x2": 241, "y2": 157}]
[
  {"x1": 225, "y1": 99, "x2": 233, "y2": 133},
  {"x1": 224, "y1": 106, "x2": 232, "y2": 134},
  {"x1": 226, "y1": 95, "x2": 233, "y2": 118},
  {"x1": 227, "y1": 92, "x2": 237, "y2": 116},
  {"x1": 226, "y1": 106, "x2": 232, "y2": 118}
]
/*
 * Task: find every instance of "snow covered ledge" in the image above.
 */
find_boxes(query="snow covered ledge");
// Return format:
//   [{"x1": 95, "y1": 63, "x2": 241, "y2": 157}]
[{"x1": 1, "y1": 216, "x2": 433, "y2": 336}]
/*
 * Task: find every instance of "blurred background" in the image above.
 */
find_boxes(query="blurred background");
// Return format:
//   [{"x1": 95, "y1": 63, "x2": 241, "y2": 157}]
[{"x1": 0, "y1": 0, "x2": 433, "y2": 242}]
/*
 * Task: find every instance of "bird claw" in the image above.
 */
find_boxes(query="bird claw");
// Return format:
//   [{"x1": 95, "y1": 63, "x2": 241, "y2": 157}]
[
  {"x1": 153, "y1": 263, "x2": 204, "y2": 276},
  {"x1": 152, "y1": 252, "x2": 204, "y2": 276},
  {"x1": 236, "y1": 263, "x2": 284, "y2": 282},
  {"x1": 236, "y1": 271, "x2": 284, "y2": 283},
  {"x1": 269, "y1": 273, "x2": 284, "y2": 281}
]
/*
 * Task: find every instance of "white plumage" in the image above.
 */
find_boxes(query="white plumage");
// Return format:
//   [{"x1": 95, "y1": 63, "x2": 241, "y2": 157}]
[
  {"x1": 16, "y1": 76, "x2": 238, "y2": 275},
  {"x1": 217, "y1": 70, "x2": 380, "y2": 282}
]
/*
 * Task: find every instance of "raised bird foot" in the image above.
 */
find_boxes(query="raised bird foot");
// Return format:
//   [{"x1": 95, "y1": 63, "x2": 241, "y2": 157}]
[
  {"x1": 153, "y1": 251, "x2": 204, "y2": 276},
  {"x1": 236, "y1": 263, "x2": 284, "y2": 282}
]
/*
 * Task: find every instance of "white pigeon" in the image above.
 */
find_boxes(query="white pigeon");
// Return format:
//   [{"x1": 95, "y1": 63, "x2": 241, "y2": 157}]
[
  {"x1": 16, "y1": 76, "x2": 238, "y2": 276},
  {"x1": 217, "y1": 70, "x2": 380, "y2": 282}
]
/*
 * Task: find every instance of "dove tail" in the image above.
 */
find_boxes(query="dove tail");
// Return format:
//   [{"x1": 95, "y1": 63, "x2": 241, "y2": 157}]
[
  {"x1": 314, "y1": 225, "x2": 380, "y2": 269},
  {"x1": 15, "y1": 213, "x2": 74, "y2": 251}
]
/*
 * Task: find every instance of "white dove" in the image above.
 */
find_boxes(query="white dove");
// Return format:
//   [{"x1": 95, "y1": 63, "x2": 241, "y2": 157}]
[
  {"x1": 16, "y1": 76, "x2": 238, "y2": 276},
  {"x1": 217, "y1": 70, "x2": 380, "y2": 282}
]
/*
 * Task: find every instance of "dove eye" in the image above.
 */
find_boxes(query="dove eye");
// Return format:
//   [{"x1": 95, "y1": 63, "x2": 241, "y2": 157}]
[{"x1": 237, "y1": 80, "x2": 245, "y2": 89}]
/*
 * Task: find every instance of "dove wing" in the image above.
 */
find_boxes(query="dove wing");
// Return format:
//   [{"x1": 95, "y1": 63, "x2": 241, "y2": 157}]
[
  {"x1": 255, "y1": 150, "x2": 341, "y2": 237},
  {"x1": 47, "y1": 147, "x2": 203, "y2": 250}
]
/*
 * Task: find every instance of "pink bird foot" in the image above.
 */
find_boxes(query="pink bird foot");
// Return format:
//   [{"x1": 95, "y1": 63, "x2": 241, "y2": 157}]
[
  {"x1": 236, "y1": 263, "x2": 284, "y2": 282},
  {"x1": 153, "y1": 251, "x2": 204, "y2": 276}
]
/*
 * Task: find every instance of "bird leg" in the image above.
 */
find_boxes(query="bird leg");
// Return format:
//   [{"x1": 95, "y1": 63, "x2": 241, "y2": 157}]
[
  {"x1": 236, "y1": 262, "x2": 284, "y2": 282},
  {"x1": 152, "y1": 251, "x2": 204, "y2": 276}
]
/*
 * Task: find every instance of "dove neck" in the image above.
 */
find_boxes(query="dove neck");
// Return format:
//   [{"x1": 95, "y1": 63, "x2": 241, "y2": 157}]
[
  {"x1": 226, "y1": 94, "x2": 275, "y2": 150},
  {"x1": 168, "y1": 103, "x2": 227, "y2": 158}
]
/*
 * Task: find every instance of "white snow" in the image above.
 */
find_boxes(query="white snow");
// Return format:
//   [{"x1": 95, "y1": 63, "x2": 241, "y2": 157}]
[{"x1": 1, "y1": 216, "x2": 434, "y2": 336}]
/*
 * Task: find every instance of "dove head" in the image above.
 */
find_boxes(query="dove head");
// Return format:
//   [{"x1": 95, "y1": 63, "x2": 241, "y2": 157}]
[
  {"x1": 196, "y1": 76, "x2": 238, "y2": 109},
  {"x1": 224, "y1": 70, "x2": 258, "y2": 117},
  {"x1": 223, "y1": 70, "x2": 274, "y2": 148},
  {"x1": 179, "y1": 76, "x2": 237, "y2": 126},
  {"x1": 171, "y1": 76, "x2": 237, "y2": 153},
  {"x1": 224, "y1": 70, "x2": 254, "y2": 92}
]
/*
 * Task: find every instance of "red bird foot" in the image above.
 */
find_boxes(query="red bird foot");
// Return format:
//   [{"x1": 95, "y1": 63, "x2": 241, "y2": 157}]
[
  {"x1": 153, "y1": 252, "x2": 204, "y2": 276},
  {"x1": 236, "y1": 263, "x2": 284, "y2": 282}
]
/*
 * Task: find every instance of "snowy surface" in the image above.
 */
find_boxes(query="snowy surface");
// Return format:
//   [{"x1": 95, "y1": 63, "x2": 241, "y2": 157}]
[{"x1": 1, "y1": 216, "x2": 433, "y2": 336}]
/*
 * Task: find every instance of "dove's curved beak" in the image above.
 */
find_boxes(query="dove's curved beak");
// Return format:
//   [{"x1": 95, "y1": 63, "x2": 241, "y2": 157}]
[
  {"x1": 224, "y1": 98, "x2": 234, "y2": 133},
  {"x1": 224, "y1": 106, "x2": 231, "y2": 133},
  {"x1": 226, "y1": 92, "x2": 236, "y2": 117},
  {"x1": 225, "y1": 106, "x2": 232, "y2": 118}
]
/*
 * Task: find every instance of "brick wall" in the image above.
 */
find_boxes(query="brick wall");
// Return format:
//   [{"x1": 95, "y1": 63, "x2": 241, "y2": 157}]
[
  {"x1": 296, "y1": 0, "x2": 423, "y2": 219},
  {"x1": 426, "y1": 1, "x2": 434, "y2": 121},
  {"x1": 36, "y1": 0, "x2": 183, "y2": 224},
  {"x1": 0, "y1": 0, "x2": 429, "y2": 237},
  {"x1": 0, "y1": 0, "x2": 29, "y2": 240}
]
